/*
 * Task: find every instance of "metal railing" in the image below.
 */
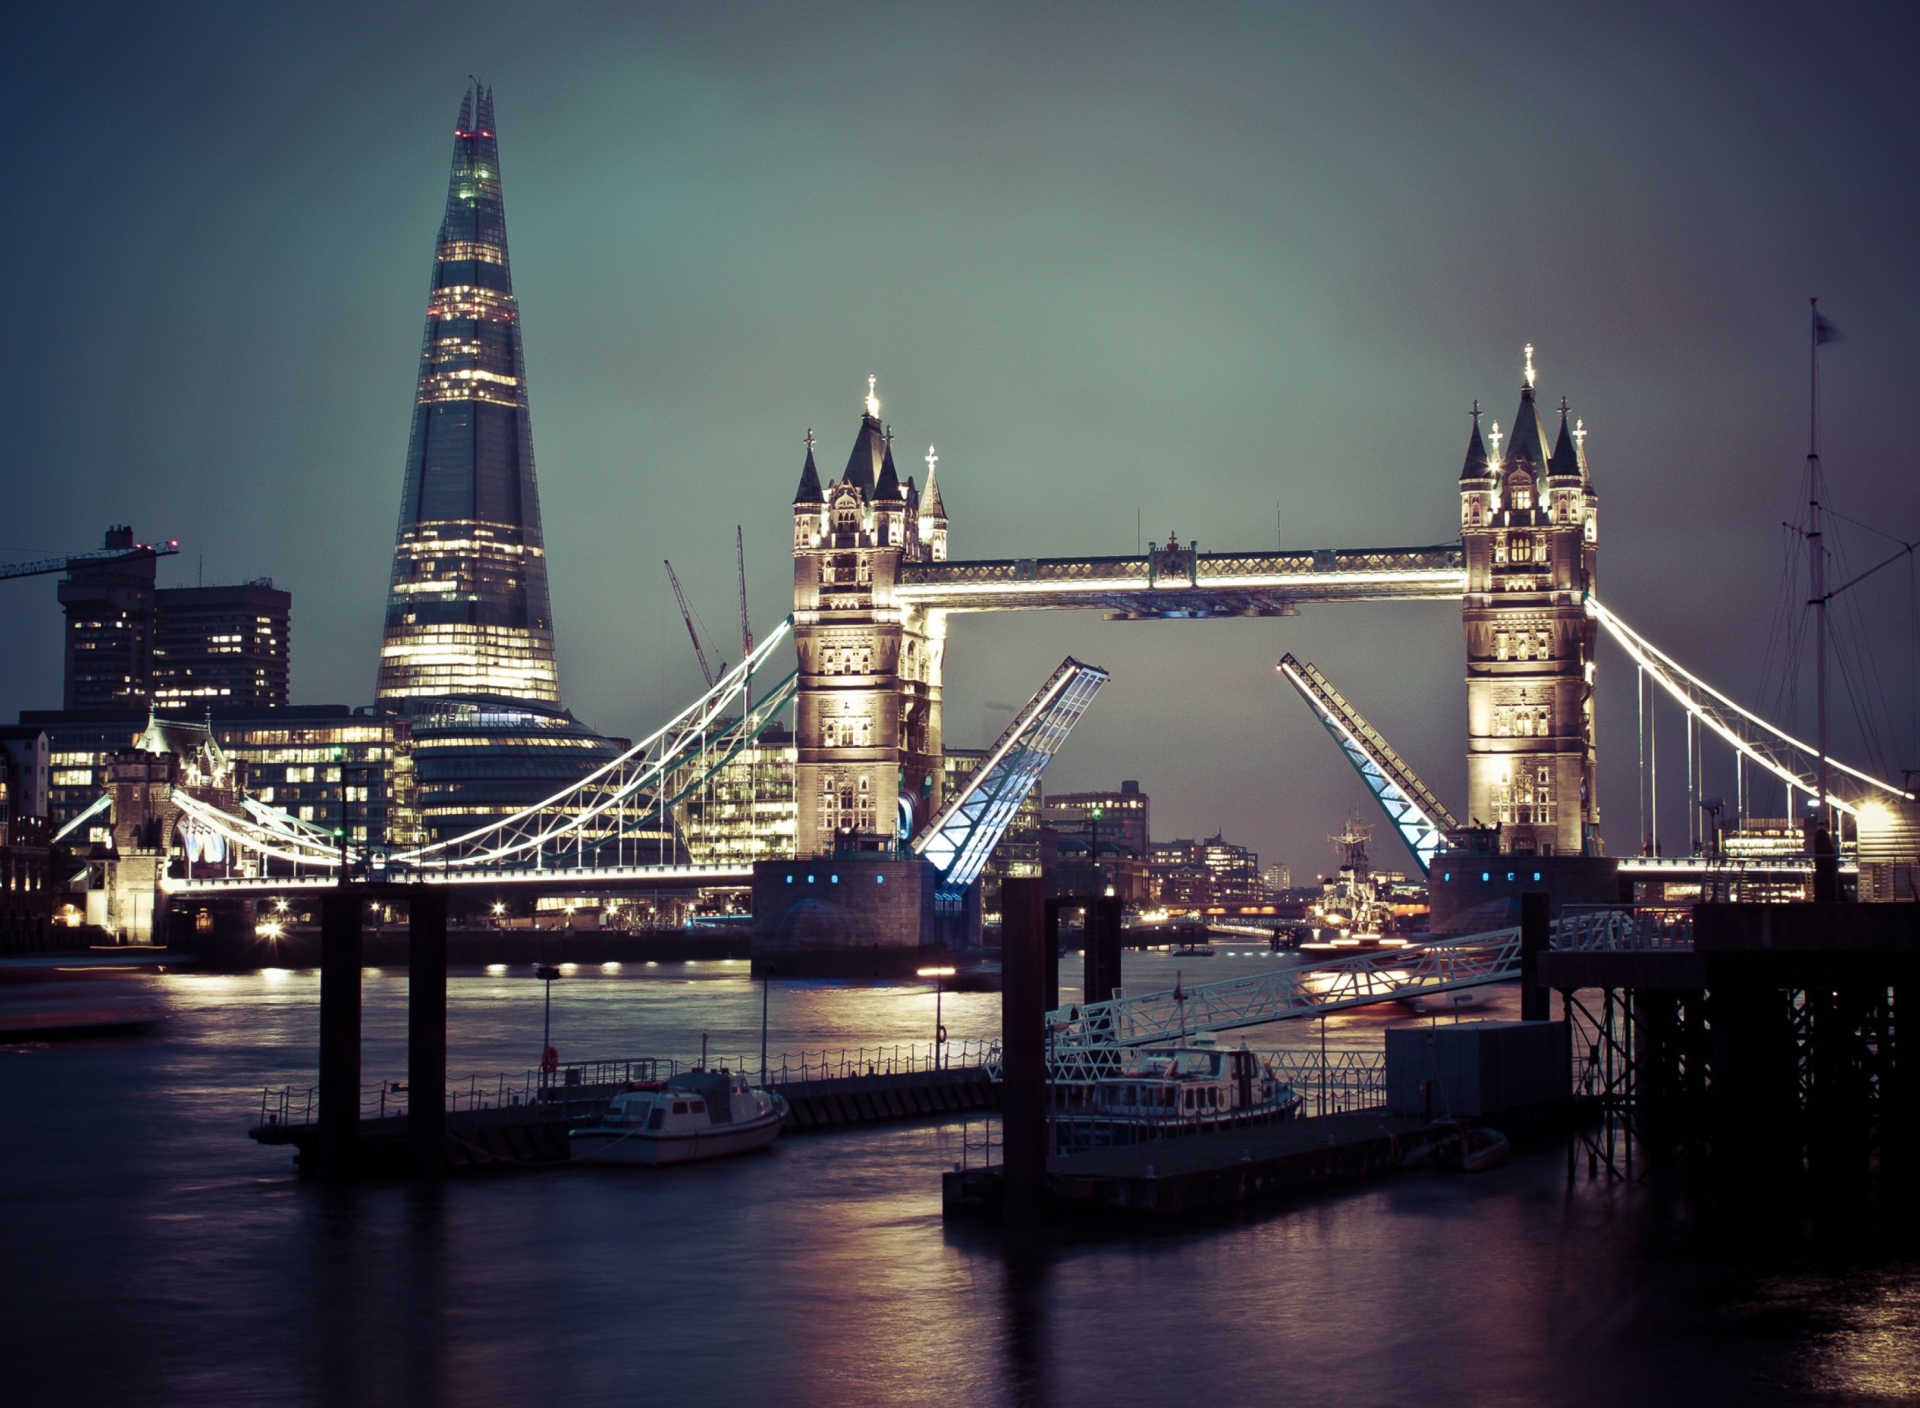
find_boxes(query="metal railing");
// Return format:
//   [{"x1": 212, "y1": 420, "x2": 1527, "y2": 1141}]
[
  {"x1": 1551, "y1": 906, "x2": 1693, "y2": 951},
  {"x1": 767, "y1": 1039, "x2": 999, "y2": 1084}
]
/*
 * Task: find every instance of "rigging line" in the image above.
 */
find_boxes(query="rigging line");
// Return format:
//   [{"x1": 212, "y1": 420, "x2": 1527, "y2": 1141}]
[{"x1": 1820, "y1": 504, "x2": 1920, "y2": 551}]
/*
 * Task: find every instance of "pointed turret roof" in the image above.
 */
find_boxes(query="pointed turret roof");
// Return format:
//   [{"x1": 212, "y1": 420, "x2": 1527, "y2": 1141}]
[
  {"x1": 1459, "y1": 405, "x2": 1490, "y2": 481},
  {"x1": 921, "y1": 460, "x2": 946, "y2": 518},
  {"x1": 905, "y1": 476, "x2": 920, "y2": 509},
  {"x1": 875, "y1": 437, "x2": 903, "y2": 501},
  {"x1": 1549, "y1": 401, "x2": 1580, "y2": 479},
  {"x1": 1504, "y1": 384, "x2": 1552, "y2": 476},
  {"x1": 841, "y1": 415, "x2": 882, "y2": 497},
  {"x1": 793, "y1": 439, "x2": 823, "y2": 504}
]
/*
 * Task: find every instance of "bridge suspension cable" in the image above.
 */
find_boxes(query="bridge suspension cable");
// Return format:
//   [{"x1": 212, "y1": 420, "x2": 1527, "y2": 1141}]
[
  {"x1": 1587, "y1": 594, "x2": 1913, "y2": 815},
  {"x1": 390, "y1": 618, "x2": 797, "y2": 871}
]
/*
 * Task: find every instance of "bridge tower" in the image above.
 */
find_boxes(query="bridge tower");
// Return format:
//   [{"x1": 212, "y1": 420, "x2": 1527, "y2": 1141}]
[
  {"x1": 1459, "y1": 348, "x2": 1601, "y2": 856},
  {"x1": 790, "y1": 382, "x2": 949, "y2": 858}
]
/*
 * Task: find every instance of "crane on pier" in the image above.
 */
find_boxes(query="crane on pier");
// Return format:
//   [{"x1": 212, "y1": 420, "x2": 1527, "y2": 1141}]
[
  {"x1": 1, "y1": 537, "x2": 180, "y2": 582},
  {"x1": 663, "y1": 559, "x2": 721, "y2": 688}
]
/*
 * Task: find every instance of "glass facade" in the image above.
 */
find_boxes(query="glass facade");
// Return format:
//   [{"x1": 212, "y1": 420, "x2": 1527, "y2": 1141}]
[
  {"x1": 378, "y1": 84, "x2": 560, "y2": 706},
  {"x1": 406, "y1": 698, "x2": 623, "y2": 845},
  {"x1": 677, "y1": 724, "x2": 798, "y2": 867}
]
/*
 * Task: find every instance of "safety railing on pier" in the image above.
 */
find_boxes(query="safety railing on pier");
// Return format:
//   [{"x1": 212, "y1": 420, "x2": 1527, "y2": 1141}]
[
  {"x1": 253, "y1": 1041, "x2": 1001, "y2": 1130},
  {"x1": 765, "y1": 1038, "x2": 1000, "y2": 1085},
  {"x1": 1551, "y1": 906, "x2": 1693, "y2": 952}
]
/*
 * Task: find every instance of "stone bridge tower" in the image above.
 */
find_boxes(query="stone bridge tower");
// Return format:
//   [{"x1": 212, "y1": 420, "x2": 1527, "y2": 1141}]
[
  {"x1": 790, "y1": 382, "x2": 949, "y2": 858},
  {"x1": 1459, "y1": 348, "x2": 1601, "y2": 856}
]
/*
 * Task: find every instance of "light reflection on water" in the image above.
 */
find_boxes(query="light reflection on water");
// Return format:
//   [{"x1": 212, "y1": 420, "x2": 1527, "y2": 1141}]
[{"x1": 1, "y1": 957, "x2": 1915, "y2": 1407}]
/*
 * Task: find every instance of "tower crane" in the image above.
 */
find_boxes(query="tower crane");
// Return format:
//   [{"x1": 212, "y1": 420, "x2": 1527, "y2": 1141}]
[
  {"x1": 0, "y1": 537, "x2": 180, "y2": 582},
  {"x1": 736, "y1": 525, "x2": 753, "y2": 659},
  {"x1": 663, "y1": 559, "x2": 719, "y2": 688}
]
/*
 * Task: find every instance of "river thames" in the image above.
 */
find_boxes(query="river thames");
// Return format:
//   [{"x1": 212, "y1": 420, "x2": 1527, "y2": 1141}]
[{"x1": 3, "y1": 955, "x2": 1916, "y2": 1407}]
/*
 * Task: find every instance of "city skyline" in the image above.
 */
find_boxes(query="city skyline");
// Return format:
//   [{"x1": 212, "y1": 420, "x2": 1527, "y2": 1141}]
[{"x1": 4, "y1": 4, "x2": 1917, "y2": 876}]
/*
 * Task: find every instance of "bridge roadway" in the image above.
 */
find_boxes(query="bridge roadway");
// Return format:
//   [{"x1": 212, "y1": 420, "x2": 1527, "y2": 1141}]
[
  {"x1": 164, "y1": 861, "x2": 751, "y2": 899},
  {"x1": 895, "y1": 544, "x2": 1466, "y2": 617}
]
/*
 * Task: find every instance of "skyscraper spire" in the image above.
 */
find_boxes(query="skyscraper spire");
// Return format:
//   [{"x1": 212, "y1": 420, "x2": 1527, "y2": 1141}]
[{"x1": 377, "y1": 84, "x2": 560, "y2": 705}]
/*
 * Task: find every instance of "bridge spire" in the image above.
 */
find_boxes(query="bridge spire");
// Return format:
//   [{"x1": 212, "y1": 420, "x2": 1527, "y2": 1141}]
[
  {"x1": 793, "y1": 429, "x2": 824, "y2": 504},
  {"x1": 1549, "y1": 399, "x2": 1581, "y2": 479},
  {"x1": 1459, "y1": 401, "x2": 1491, "y2": 480}
]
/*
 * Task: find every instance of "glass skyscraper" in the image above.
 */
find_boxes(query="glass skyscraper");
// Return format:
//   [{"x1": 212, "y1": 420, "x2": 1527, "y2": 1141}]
[{"x1": 378, "y1": 84, "x2": 560, "y2": 705}]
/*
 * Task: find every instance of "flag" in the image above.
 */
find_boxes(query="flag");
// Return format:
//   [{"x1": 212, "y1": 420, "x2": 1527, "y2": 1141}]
[{"x1": 1814, "y1": 309, "x2": 1842, "y2": 344}]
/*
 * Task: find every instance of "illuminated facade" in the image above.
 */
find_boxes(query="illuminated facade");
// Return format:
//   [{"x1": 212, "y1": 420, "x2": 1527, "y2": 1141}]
[
  {"x1": 405, "y1": 698, "x2": 621, "y2": 845},
  {"x1": 790, "y1": 383, "x2": 950, "y2": 856},
  {"x1": 677, "y1": 724, "x2": 798, "y2": 866},
  {"x1": 377, "y1": 84, "x2": 559, "y2": 706},
  {"x1": 1459, "y1": 348, "x2": 1600, "y2": 856},
  {"x1": 152, "y1": 582, "x2": 291, "y2": 710}
]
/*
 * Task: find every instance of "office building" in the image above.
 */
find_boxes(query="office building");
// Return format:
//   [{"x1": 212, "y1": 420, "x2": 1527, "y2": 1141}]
[
  {"x1": 151, "y1": 581, "x2": 291, "y2": 710},
  {"x1": 58, "y1": 527, "x2": 157, "y2": 713}
]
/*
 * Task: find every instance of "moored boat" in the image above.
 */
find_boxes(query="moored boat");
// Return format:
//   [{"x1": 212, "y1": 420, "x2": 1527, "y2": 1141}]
[{"x1": 569, "y1": 1069, "x2": 787, "y2": 1166}]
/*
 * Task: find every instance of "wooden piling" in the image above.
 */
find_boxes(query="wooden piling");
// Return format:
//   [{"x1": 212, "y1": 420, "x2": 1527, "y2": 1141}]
[
  {"x1": 1001, "y1": 877, "x2": 1046, "y2": 1236},
  {"x1": 317, "y1": 889, "x2": 362, "y2": 1182},
  {"x1": 1520, "y1": 891, "x2": 1550, "y2": 1022},
  {"x1": 408, "y1": 888, "x2": 448, "y2": 1180},
  {"x1": 1084, "y1": 895, "x2": 1123, "y2": 1007}
]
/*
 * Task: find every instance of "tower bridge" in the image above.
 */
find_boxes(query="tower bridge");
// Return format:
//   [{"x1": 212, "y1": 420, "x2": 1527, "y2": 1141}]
[{"x1": 137, "y1": 351, "x2": 1911, "y2": 966}]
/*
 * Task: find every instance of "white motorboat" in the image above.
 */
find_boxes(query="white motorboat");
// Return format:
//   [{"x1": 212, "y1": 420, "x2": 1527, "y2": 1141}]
[{"x1": 569, "y1": 1070, "x2": 787, "y2": 1166}]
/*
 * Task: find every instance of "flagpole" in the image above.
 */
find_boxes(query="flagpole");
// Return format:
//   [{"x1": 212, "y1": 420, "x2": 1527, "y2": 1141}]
[{"x1": 1809, "y1": 298, "x2": 1828, "y2": 842}]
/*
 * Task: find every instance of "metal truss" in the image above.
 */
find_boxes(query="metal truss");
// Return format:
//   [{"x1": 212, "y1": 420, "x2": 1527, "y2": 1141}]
[
  {"x1": 1051, "y1": 926, "x2": 1525, "y2": 1048},
  {"x1": 387, "y1": 619, "x2": 797, "y2": 872},
  {"x1": 1277, "y1": 653, "x2": 1457, "y2": 874},
  {"x1": 170, "y1": 788, "x2": 344, "y2": 869},
  {"x1": 896, "y1": 544, "x2": 1466, "y2": 616},
  {"x1": 1588, "y1": 593, "x2": 1914, "y2": 814},
  {"x1": 1551, "y1": 905, "x2": 1693, "y2": 951},
  {"x1": 912, "y1": 657, "x2": 1109, "y2": 901},
  {"x1": 50, "y1": 793, "x2": 111, "y2": 845}
]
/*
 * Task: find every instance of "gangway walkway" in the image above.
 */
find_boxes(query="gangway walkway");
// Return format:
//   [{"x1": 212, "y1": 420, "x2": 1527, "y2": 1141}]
[{"x1": 1048, "y1": 908, "x2": 1691, "y2": 1067}]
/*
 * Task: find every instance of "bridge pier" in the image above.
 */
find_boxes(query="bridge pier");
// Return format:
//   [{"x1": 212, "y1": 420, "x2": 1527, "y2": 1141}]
[
  {"x1": 1084, "y1": 895, "x2": 1123, "y2": 1008},
  {"x1": 408, "y1": 889, "x2": 448, "y2": 1180},
  {"x1": 317, "y1": 890, "x2": 361, "y2": 1182},
  {"x1": 1000, "y1": 877, "x2": 1047, "y2": 1238}
]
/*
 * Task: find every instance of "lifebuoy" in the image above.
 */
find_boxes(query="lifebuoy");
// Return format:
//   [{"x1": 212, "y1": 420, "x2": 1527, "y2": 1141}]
[
  {"x1": 541, "y1": 1046, "x2": 559, "y2": 1074},
  {"x1": 936, "y1": 1024, "x2": 948, "y2": 1045}
]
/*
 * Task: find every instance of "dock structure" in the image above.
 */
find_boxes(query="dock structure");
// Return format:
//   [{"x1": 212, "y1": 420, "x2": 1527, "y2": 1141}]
[
  {"x1": 252, "y1": 1062, "x2": 999, "y2": 1176},
  {"x1": 1538, "y1": 902, "x2": 1918, "y2": 1231}
]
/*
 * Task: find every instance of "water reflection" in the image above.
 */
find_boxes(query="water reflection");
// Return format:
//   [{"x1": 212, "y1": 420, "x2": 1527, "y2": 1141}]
[{"x1": 1, "y1": 961, "x2": 1916, "y2": 1406}]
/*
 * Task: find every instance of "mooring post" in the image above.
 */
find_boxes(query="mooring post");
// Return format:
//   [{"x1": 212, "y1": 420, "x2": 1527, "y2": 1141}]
[
  {"x1": 1001, "y1": 876, "x2": 1046, "y2": 1238},
  {"x1": 1520, "y1": 891, "x2": 1551, "y2": 1022},
  {"x1": 1043, "y1": 898, "x2": 1061, "y2": 1013},
  {"x1": 408, "y1": 887, "x2": 449, "y2": 1180},
  {"x1": 317, "y1": 888, "x2": 362, "y2": 1182}
]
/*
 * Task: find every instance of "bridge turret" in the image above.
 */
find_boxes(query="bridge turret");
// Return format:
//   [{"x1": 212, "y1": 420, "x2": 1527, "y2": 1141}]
[
  {"x1": 792, "y1": 433, "x2": 825, "y2": 551},
  {"x1": 1460, "y1": 346, "x2": 1601, "y2": 859},
  {"x1": 919, "y1": 447, "x2": 948, "y2": 562},
  {"x1": 791, "y1": 381, "x2": 949, "y2": 858}
]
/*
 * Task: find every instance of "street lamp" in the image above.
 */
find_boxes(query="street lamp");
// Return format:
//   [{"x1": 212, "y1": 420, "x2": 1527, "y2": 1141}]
[
  {"x1": 535, "y1": 962, "x2": 562, "y2": 1091},
  {"x1": 917, "y1": 966, "x2": 957, "y2": 1069}
]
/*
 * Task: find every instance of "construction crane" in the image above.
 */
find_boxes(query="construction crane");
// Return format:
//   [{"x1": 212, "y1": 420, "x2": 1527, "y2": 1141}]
[
  {"x1": 1277, "y1": 652, "x2": 1459, "y2": 876},
  {"x1": 663, "y1": 559, "x2": 719, "y2": 688},
  {"x1": 0, "y1": 537, "x2": 180, "y2": 582},
  {"x1": 735, "y1": 525, "x2": 753, "y2": 659}
]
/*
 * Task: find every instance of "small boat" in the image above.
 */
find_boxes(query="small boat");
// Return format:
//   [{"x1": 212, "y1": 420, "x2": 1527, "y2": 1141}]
[
  {"x1": 569, "y1": 1069, "x2": 787, "y2": 1166},
  {"x1": 1405, "y1": 987, "x2": 1493, "y2": 1015},
  {"x1": 1400, "y1": 1120, "x2": 1511, "y2": 1173},
  {"x1": 1172, "y1": 942, "x2": 1216, "y2": 957},
  {"x1": 1051, "y1": 1034, "x2": 1302, "y2": 1144}
]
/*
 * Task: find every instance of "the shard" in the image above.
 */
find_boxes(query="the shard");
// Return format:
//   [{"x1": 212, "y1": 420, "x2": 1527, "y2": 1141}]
[{"x1": 377, "y1": 83, "x2": 559, "y2": 706}]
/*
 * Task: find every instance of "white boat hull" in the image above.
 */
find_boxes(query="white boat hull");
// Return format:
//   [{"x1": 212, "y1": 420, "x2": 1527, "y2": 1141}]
[{"x1": 569, "y1": 1107, "x2": 786, "y2": 1166}]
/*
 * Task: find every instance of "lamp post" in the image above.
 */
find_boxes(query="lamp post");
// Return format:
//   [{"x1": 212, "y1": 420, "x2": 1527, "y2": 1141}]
[
  {"x1": 918, "y1": 966, "x2": 956, "y2": 1069},
  {"x1": 535, "y1": 962, "x2": 561, "y2": 1091}
]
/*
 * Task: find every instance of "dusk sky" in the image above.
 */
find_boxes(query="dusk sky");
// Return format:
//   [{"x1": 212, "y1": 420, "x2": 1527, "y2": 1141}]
[{"x1": 5, "y1": 3, "x2": 1917, "y2": 877}]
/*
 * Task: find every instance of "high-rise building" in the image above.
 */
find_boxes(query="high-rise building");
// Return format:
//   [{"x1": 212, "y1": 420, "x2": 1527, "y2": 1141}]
[
  {"x1": 1458, "y1": 348, "x2": 1600, "y2": 856},
  {"x1": 377, "y1": 84, "x2": 559, "y2": 705},
  {"x1": 58, "y1": 527, "x2": 157, "y2": 714},
  {"x1": 152, "y1": 581, "x2": 291, "y2": 710}
]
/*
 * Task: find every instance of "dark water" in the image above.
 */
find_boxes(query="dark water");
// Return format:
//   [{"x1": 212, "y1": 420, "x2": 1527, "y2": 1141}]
[{"x1": 3, "y1": 957, "x2": 1917, "y2": 1407}]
